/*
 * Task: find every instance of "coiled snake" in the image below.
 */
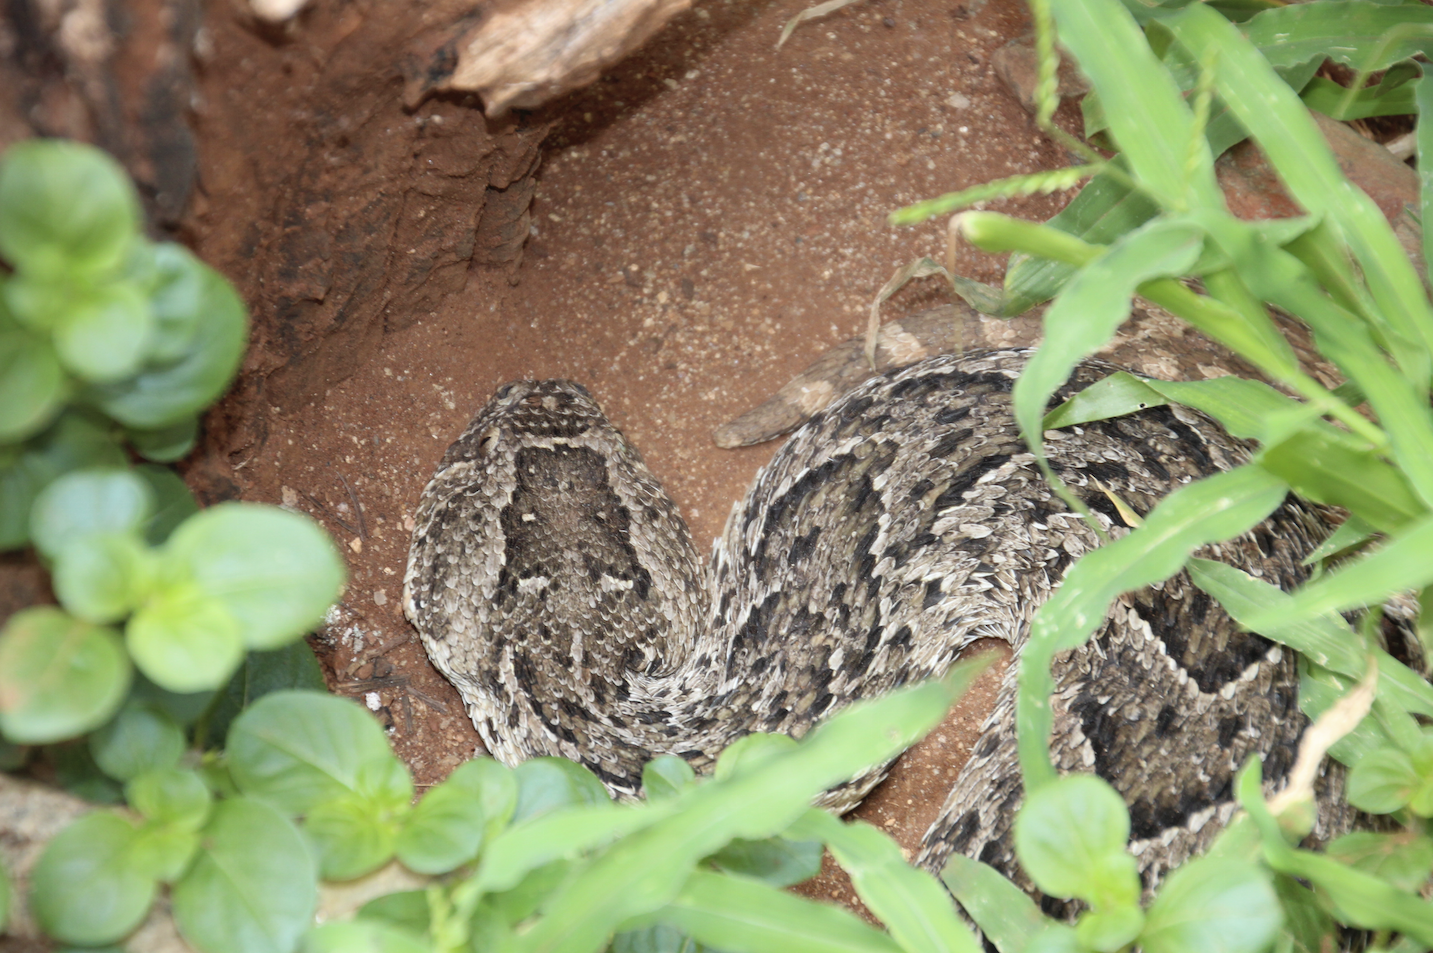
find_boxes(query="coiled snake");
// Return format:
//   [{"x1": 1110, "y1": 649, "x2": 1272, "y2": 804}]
[{"x1": 403, "y1": 345, "x2": 1343, "y2": 892}]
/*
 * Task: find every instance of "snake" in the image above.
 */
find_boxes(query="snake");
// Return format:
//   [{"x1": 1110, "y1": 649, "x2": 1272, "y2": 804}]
[{"x1": 402, "y1": 344, "x2": 1348, "y2": 894}]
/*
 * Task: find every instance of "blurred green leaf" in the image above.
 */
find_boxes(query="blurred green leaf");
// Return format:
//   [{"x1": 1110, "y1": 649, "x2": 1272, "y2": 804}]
[
  {"x1": 1328, "y1": 831, "x2": 1433, "y2": 892},
  {"x1": 1417, "y1": 74, "x2": 1433, "y2": 288},
  {"x1": 1258, "y1": 428, "x2": 1426, "y2": 535},
  {"x1": 1241, "y1": 2, "x2": 1433, "y2": 73},
  {"x1": 1302, "y1": 73, "x2": 1417, "y2": 121},
  {"x1": 0, "y1": 327, "x2": 66, "y2": 443},
  {"x1": 146, "y1": 242, "x2": 209, "y2": 363},
  {"x1": 0, "y1": 607, "x2": 130, "y2": 744},
  {"x1": 611, "y1": 924, "x2": 712, "y2": 953},
  {"x1": 134, "y1": 463, "x2": 200, "y2": 545},
  {"x1": 0, "y1": 410, "x2": 126, "y2": 550},
  {"x1": 1349, "y1": 747, "x2": 1420, "y2": 814},
  {"x1": 476, "y1": 803, "x2": 654, "y2": 895},
  {"x1": 305, "y1": 790, "x2": 404, "y2": 881},
  {"x1": 643, "y1": 755, "x2": 697, "y2": 801},
  {"x1": 227, "y1": 690, "x2": 395, "y2": 815},
  {"x1": 1014, "y1": 774, "x2": 1137, "y2": 906},
  {"x1": 1141, "y1": 856, "x2": 1281, "y2": 953},
  {"x1": 30, "y1": 811, "x2": 155, "y2": 946},
  {"x1": 707, "y1": 835, "x2": 823, "y2": 889},
  {"x1": 0, "y1": 139, "x2": 140, "y2": 277},
  {"x1": 88, "y1": 257, "x2": 248, "y2": 430},
  {"x1": 942, "y1": 854, "x2": 1065, "y2": 953},
  {"x1": 126, "y1": 583, "x2": 246, "y2": 693},
  {"x1": 657, "y1": 868, "x2": 901, "y2": 953},
  {"x1": 53, "y1": 530, "x2": 153, "y2": 624},
  {"x1": 302, "y1": 920, "x2": 430, "y2": 953},
  {"x1": 172, "y1": 797, "x2": 318, "y2": 953},
  {"x1": 512, "y1": 756, "x2": 612, "y2": 824},
  {"x1": 396, "y1": 763, "x2": 490, "y2": 874},
  {"x1": 126, "y1": 415, "x2": 199, "y2": 463},
  {"x1": 29, "y1": 467, "x2": 152, "y2": 559},
  {"x1": 52, "y1": 282, "x2": 153, "y2": 384},
  {"x1": 198, "y1": 641, "x2": 329, "y2": 751},
  {"x1": 356, "y1": 890, "x2": 431, "y2": 934},
  {"x1": 90, "y1": 703, "x2": 185, "y2": 781},
  {"x1": 793, "y1": 809, "x2": 978, "y2": 953},
  {"x1": 159, "y1": 502, "x2": 346, "y2": 651},
  {"x1": 126, "y1": 767, "x2": 213, "y2": 830}
]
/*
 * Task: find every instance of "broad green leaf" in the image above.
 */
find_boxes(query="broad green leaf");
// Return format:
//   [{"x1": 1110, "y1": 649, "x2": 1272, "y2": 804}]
[
  {"x1": 1348, "y1": 747, "x2": 1419, "y2": 813},
  {"x1": 302, "y1": 920, "x2": 430, "y2": 953},
  {"x1": 941, "y1": 854, "x2": 1066, "y2": 953},
  {"x1": 1076, "y1": 907, "x2": 1144, "y2": 953},
  {"x1": 126, "y1": 767, "x2": 213, "y2": 830},
  {"x1": 0, "y1": 409, "x2": 126, "y2": 550},
  {"x1": 642, "y1": 755, "x2": 697, "y2": 801},
  {"x1": 1242, "y1": 2, "x2": 1433, "y2": 73},
  {"x1": 395, "y1": 767, "x2": 490, "y2": 874},
  {"x1": 126, "y1": 584, "x2": 246, "y2": 692},
  {"x1": 1141, "y1": 856, "x2": 1281, "y2": 953},
  {"x1": 172, "y1": 798, "x2": 318, "y2": 953},
  {"x1": 792, "y1": 809, "x2": 978, "y2": 953},
  {"x1": 355, "y1": 890, "x2": 431, "y2": 934},
  {"x1": 713, "y1": 732, "x2": 799, "y2": 782},
  {"x1": 52, "y1": 282, "x2": 153, "y2": 384},
  {"x1": 0, "y1": 328, "x2": 66, "y2": 442},
  {"x1": 146, "y1": 243, "x2": 209, "y2": 363},
  {"x1": 611, "y1": 924, "x2": 710, "y2": 953},
  {"x1": 1257, "y1": 426, "x2": 1426, "y2": 535},
  {"x1": 1014, "y1": 774, "x2": 1137, "y2": 905},
  {"x1": 0, "y1": 139, "x2": 139, "y2": 276},
  {"x1": 29, "y1": 811, "x2": 156, "y2": 945},
  {"x1": 227, "y1": 690, "x2": 395, "y2": 814},
  {"x1": 707, "y1": 836, "x2": 823, "y2": 888},
  {"x1": 159, "y1": 502, "x2": 345, "y2": 650},
  {"x1": 1242, "y1": 512, "x2": 1433, "y2": 631},
  {"x1": 197, "y1": 641, "x2": 333, "y2": 750},
  {"x1": 53, "y1": 530, "x2": 154, "y2": 624},
  {"x1": 29, "y1": 467, "x2": 152, "y2": 559},
  {"x1": 0, "y1": 607, "x2": 130, "y2": 744},
  {"x1": 128, "y1": 820, "x2": 201, "y2": 883},
  {"x1": 1329, "y1": 831, "x2": 1433, "y2": 893},
  {"x1": 90, "y1": 703, "x2": 185, "y2": 781},
  {"x1": 657, "y1": 868, "x2": 902, "y2": 953},
  {"x1": 127, "y1": 415, "x2": 199, "y2": 463},
  {"x1": 1018, "y1": 466, "x2": 1287, "y2": 786},
  {"x1": 513, "y1": 657, "x2": 991, "y2": 953},
  {"x1": 1302, "y1": 74, "x2": 1416, "y2": 122},
  {"x1": 512, "y1": 756, "x2": 612, "y2": 824},
  {"x1": 305, "y1": 791, "x2": 403, "y2": 881},
  {"x1": 88, "y1": 258, "x2": 248, "y2": 429}
]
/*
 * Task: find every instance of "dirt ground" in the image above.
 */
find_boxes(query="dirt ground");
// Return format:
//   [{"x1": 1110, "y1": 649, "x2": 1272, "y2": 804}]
[{"x1": 191, "y1": 0, "x2": 1073, "y2": 901}]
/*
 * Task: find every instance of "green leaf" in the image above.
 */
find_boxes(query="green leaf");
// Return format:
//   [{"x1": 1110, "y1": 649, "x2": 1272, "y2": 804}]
[
  {"x1": 126, "y1": 584, "x2": 246, "y2": 692},
  {"x1": 146, "y1": 242, "x2": 209, "y2": 363},
  {"x1": 0, "y1": 607, "x2": 130, "y2": 744},
  {"x1": 90, "y1": 703, "x2": 185, "y2": 781},
  {"x1": 128, "y1": 820, "x2": 201, "y2": 883},
  {"x1": 656, "y1": 868, "x2": 903, "y2": 953},
  {"x1": 1076, "y1": 907, "x2": 1144, "y2": 953},
  {"x1": 713, "y1": 732, "x2": 799, "y2": 782},
  {"x1": 126, "y1": 766, "x2": 213, "y2": 830},
  {"x1": 707, "y1": 836, "x2": 823, "y2": 888},
  {"x1": 126, "y1": 415, "x2": 199, "y2": 463},
  {"x1": 29, "y1": 467, "x2": 152, "y2": 559},
  {"x1": 302, "y1": 920, "x2": 430, "y2": 953},
  {"x1": 512, "y1": 756, "x2": 612, "y2": 824},
  {"x1": 135, "y1": 463, "x2": 200, "y2": 545},
  {"x1": 642, "y1": 755, "x2": 697, "y2": 801},
  {"x1": 52, "y1": 282, "x2": 154, "y2": 384},
  {"x1": 227, "y1": 690, "x2": 395, "y2": 814},
  {"x1": 792, "y1": 808, "x2": 978, "y2": 953},
  {"x1": 53, "y1": 530, "x2": 154, "y2": 624},
  {"x1": 0, "y1": 328, "x2": 66, "y2": 442},
  {"x1": 356, "y1": 891, "x2": 431, "y2": 934},
  {"x1": 1348, "y1": 747, "x2": 1419, "y2": 813},
  {"x1": 1257, "y1": 429, "x2": 1426, "y2": 535},
  {"x1": 611, "y1": 924, "x2": 711, "y2": 953},
  {"x1": 1242, "y1": 2, "x2": 1433, "y2": 73},
  {"x1": 1141, "y1": 856, "x2": 1281, "y2": 953},
  {"x1": 88, "y1": 256, "x2": 248, "y2": 429},
  {"x1": 305, "y1": 789, "x2": 404, "y2": 881},
  {"x1": 941, "y1": 854, "x2": 1065, "y2": 953},
  {"x1": 1014, "y1": 774, "x2": 1137, "y2": 906},
  {"x1": 0, "y1": 139, "x2": 140, "y2": 276},
  {"x1": 29, "y1": 811, "x2": 156, "y2": 946},
  {"x1": 0, "y1": 409, "x2": 126, "y2": 550},
  {"x1": 159, "y1": 502, "x2": 346, "y2": 650},
  {"x1": 172, "y1": 797, "x2": 319, "y2": 953},
  {"x1": 1419, "y1": 74, "x2": 1433, "y2": 291},
  {"x1": 1328, "y1": 831, "x2": 1433, "y2": 893},
  {"x1": 197, "y1": 641, "x2": 329, "y2": 750},
  {"x1": 396, "y1": 764, "x2": 490, "y2": 874}
]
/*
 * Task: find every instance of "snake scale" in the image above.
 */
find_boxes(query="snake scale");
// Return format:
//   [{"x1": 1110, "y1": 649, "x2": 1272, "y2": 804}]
[{"x1": 403, "y1": 345, "x2": 1349, "y2": 896}]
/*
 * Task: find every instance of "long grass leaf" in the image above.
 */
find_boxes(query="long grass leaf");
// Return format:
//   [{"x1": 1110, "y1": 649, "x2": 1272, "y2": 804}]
[
  {"x1": 940, "y1": 855, "x2": 1064, "y2": 953},
  {"x1": 1242, "y1": 2, "x2": 1433, "y2": 73}
]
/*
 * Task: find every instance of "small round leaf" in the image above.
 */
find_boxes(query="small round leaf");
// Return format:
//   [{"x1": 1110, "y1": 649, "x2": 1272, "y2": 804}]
[
  {"x1": 29, "y1": 811, "x2": 155, "y2": 946},
  {"x1": 30, "y1": 468, "x2": 153, "y2": 559},
  {"x1": 172, "y1": 797, "x2": 318, "y2": 953},
  {"x1": 146, "y1": 243, "x2": 208, "y2": 362},
  {"x1": 1014, "y1": 774, "x2": 1133, "y2": 902},
  {"x1": 52, "y1": 282, "x2": 153, "y2": 383},
  {"x1": 90, "y1": 704, "x2": 185, "y2": 781},
  {"x1": 126, "y1": 585, "x2": 245, "y2": 693},
  {"x1": 396, "y1": 773, "x2": 488, "y2": 874},
  {"x1": 126, "y1": 415, "x2": 199, "y2": 463},
  {"x1": 0, "y1": 607, "x2": 130, "y2": 744},
  {"x1": 0, "y1": 328, "x2": 66, "y2": 443},
  {"x1": 1348, "y1": 747, "x2": 1419, "y2": 814},
  {"x1": 0, "y1": 140, "x2": 140, "y2": 276},
  {"x1": 1142, "y1": 857, "x2": 1281, "y2": 953},
  {"x1": 53, "y1": 530, "x2": 154, "y2": 624},
  {"x1": 227, "y1": 690, "x2": 395, "y2": 814},
  {"x1": 161, "y1": 503, "x2": 345, "y2": 650},
  {"x1": 305, "y1": 792, "x2": 402, "y2": 881},
  {"x1": 126, "y1": 767, "x2": 213, "y2": 830},
  {"x1": 512, "y1": 757, "x2": 610, "y2": 824},
  {"x1": 642, "y1": 755, "x2": 696, "y2": 801}
]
